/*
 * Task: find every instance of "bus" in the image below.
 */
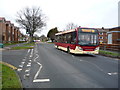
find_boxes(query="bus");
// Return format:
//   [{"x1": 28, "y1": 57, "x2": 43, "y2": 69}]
[{"x1": 54, "y1": 27, "x2": 99, "y2": 54}]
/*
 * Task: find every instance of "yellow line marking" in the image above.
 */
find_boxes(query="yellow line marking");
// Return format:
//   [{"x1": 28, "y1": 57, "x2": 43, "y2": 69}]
[{"x1": 0, "y1": 61, "x2": 17, "y2": 70}]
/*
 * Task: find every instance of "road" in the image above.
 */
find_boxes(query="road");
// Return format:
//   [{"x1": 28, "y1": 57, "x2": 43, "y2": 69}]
[{"x1": 2, "y1": 43, "x2": 119, "y2": 88}]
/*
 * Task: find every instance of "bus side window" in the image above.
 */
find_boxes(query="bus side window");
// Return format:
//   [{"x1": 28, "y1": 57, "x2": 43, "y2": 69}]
[
  {"x1": 67, "y1": 33, "x2": 72, "y2": 43},
  {"x1": 71, "y1": 32, "x2": 76, "y2": 44}
]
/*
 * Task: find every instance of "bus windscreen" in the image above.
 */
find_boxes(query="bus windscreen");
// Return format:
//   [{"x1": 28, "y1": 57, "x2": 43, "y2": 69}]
[{"x1": 78, "y1": 29, "x2": 99, "y2": 46}]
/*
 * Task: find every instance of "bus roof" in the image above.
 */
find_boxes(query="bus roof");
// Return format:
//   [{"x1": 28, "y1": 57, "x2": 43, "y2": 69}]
[
  {"x1": 55, "y1": 29, "x2": 76, "y2": 35},
  {"x1": 55, "y1": 27, "x2": 98, "y2": 35}
]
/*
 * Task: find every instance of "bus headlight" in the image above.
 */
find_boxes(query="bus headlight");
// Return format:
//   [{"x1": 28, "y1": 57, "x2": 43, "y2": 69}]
[
  {"x1": 78, "y1": 47, "x2": 83, "y2": 50},
  {"x1": 95, "y1": 47, "x2": 99, "y2": 51}
]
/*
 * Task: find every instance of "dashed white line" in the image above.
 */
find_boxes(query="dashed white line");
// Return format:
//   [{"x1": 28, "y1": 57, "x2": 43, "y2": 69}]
[
  {"x1": 27, "y1": 64, "x2": 31, "y2": 67},
  {"x1": 19, "y1": 65, "x2": 23, "y2": 68},
  {"x1": 108, "y1": 72, "x2": 118, "y2": 75},
  {"x1": 21, "y1": 62, "x2": 25, "y2": 64},
  {"x1": 25, "y1": 69, "x2": 30, "y2": 72},
  {"x1": 17, "y1": 68, "x2": 22, "y2": 71},
  {"x1": 26, "y1": 74, "x2": 30, "y2": 77},
  {"x1": 80, "y1": 60, "x2": 83, "y2": 61},
  {"x1": 23, "y1": 59, "x2": 26, "y2": 61},
  {"x1": 72, "y1": 55, "x2": 75, "y2": 58},
  {"x1": 28, "y1": 49, "x2": 30, "y2": 53}
]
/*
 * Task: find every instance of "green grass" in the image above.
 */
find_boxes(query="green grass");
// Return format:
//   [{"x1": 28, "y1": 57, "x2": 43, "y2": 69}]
[
  {"x1": 99, "y1": 50, "x2": 120, "y2": 57},
  {"x1": 1, "y1": 63, "x2": 22, "y2": 89},
  {"x1": 4, "y1": 43, "x2": 18, "y2": 46},
  {"x1": 4, "y1": 41, "x2": 27, "y2": 47},
  {"x1": 11, "y1": 46, "x2": 34, "y2": 50},
  {"x1": 23, "y1": 42, "x2": 35, "y2": 46},
  {"x1": 9, "y1": 42, "x2": 35, "y2": 50}
]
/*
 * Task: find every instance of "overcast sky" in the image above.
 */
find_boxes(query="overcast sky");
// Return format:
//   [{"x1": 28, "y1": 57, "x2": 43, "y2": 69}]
[{"x1": 0, "y1": 0, "x2": 119, "y2": 36}]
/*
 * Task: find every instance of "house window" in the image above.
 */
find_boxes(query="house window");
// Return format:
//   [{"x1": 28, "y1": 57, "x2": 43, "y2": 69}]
[
  {"x1": 99, "y1": 32, "x2": 103, "y2": 35},
  {"x1": 99, "y1": 37, "x2": 103, "y2": 39}
]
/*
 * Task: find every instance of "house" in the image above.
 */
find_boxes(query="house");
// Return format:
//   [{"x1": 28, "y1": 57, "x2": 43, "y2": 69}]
[
  {"x1": 0, "y1": 17, "x2": 23, "y2": 43},
  {"x1": 107, "y1": 26, "x2": 120, "y2": 44}
]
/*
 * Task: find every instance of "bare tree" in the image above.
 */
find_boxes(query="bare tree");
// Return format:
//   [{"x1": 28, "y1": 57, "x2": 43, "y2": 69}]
[
  {"x1": 65, "y1": 22, "x2": 78, "y2": 30},
  {"x1": 16, "y1": 7, "x2": 46, "y2": 42}
]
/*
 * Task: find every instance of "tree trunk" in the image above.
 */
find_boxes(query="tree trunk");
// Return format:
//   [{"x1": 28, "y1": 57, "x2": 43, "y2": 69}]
[{"x1": 29, "y1": 33, "x2": 34, "y2": 43}]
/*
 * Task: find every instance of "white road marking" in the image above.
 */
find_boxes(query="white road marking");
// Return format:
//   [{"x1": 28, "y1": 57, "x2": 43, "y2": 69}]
[
  {"x1": 72, "y1": 55, "x2": 74, "y2": 58},
  {"x1": 108, "y1": 72, "x2": 118, "y2": 75},
  {"x1": 33, "y1": 61, "x2": 50, "y2": 83},
  {"x1": 33, "y1": 79, "x2": 50, "y2": 82},
  {"x1": 28, "y1": 49, "x2": 30, "y2": 53},
  {"x1": 27, "y1": 64, "x2": 31, "y2": 67},
  {"x1": 17, "y1": 68, "x2": 22, "y2": 71},
  {"x1": 80, "y1": 60, "x2": 83, "y2": 61},
  {"x1": 19, "y1": 65, "x2": 23, "y2": 68},
  {"x1": 30, "y1": 55, "x2": 32, "y2": 57},
  {"x1": 32, "y1": 46, "x2": 50, "y2": 83},
  {"x1": 21, "y1": 62, "x2": 25, "y2": 65},
  {"x1": 34, "y1": 62, "x2": 42, "y2": 79},
  {"x1": 23, "y1": 59, "x2": 26, "y2": 61},
  {"x1": 34, "y1": 54, "x2": 39, "y2": 62},
  {"x1": 25, "y1": 69, "x2": 30, "y2": 72},
  {"x1": 28, "y1": 62, "x2": 31, "y2": 65},
  {"x1": 26, "y1": 74, "x2": 30, "y2": 77}
]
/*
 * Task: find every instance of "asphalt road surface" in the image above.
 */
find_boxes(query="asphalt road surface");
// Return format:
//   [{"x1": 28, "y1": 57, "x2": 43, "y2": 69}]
[{"x1": 2, "y1": 43, "x2": 119, "y2": 88}]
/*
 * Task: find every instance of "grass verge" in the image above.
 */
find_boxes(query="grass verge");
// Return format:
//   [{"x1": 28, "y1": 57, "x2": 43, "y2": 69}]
[
  {"x1": 11, "y1": 46, "x2": 34, "y2": 50},
  {"x1": 10, "y1": 42, "x2": 35, "y2": 50},
  {"x1": 0, "y1": 63, "x2": 22, "y2": 89},
  {"x1": 23, "y1": 42, "x2": 35, "y2": 46},
  {"x1": 99, "y1": 50, "x2": 120, "y2": 58}
]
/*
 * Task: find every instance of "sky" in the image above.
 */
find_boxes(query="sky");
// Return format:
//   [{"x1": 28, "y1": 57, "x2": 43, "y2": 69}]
[{"x1": 0, "y1": 0, "x2": 119, "y2": 36}]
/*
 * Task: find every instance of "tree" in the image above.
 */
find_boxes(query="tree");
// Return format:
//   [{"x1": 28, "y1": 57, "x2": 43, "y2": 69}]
[
  {"x1": 40, "y1": 35, "x2": 47, "y2": 42},
  {"x1": 47, "y1": 27, "x2": 58, "y2": 42},
  {"x1": 16, "y1": 7, "x2": 46, "y2": 42},
  {"x1": 65, "y1": 22, "x2": 78, "y2": 30}
]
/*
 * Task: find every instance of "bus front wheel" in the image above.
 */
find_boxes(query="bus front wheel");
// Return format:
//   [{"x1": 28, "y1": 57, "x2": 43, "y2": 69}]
[{"x1": 67, "y1": 47, "x2": 70, "y2": 53}]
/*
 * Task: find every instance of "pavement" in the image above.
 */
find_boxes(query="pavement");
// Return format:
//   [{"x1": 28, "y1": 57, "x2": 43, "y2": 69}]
[{"x1": 2, "y1": 43, "x2": 119, "y2": 88}]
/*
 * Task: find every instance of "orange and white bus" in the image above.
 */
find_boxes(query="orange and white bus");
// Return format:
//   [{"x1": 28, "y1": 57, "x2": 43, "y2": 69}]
[{"x1": 54, "y1": 27, "x2": 99, "y2": 54}]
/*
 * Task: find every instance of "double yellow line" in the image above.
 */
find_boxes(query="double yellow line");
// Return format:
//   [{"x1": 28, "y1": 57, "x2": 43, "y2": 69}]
[{"x1": 0, "y1": 61, "x2": 17, "y2": 70}]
